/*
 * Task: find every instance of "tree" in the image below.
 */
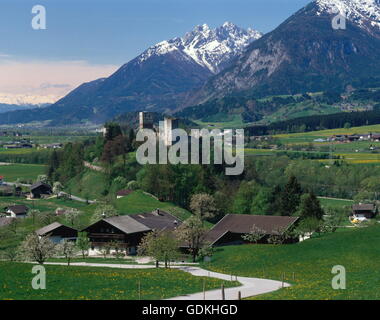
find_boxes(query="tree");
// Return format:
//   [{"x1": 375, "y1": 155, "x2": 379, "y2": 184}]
[
  {"x1": 110, "y1": 240, "x2": 125, "y2": 261},
  {"x1": 76, "y1": 232, "x2": 91, "y2": 258},
  {"x1": 294, "y1": 217, "x2": 322, "y2": 239},
  {"x1": 99, "y1": 242, "x2": 113, "y2": 259},
  {"x1": 65, "y1": 208, "x2": 81, "y2": 227},
  {"x1": 127, "y1": 180, "x2": 139, "y2": 190},
  {"x1": 175, "y1": 216, "x2": 206, "y2": 262},
  {"x1": 8, "y1": 218, "x2": 20, "y2": 234},
  {"x1": 104, "y1": 122, "x2": 123, "y2": 142},
  {"x1": 251, "y1": 188, "x2": 271, "y2": 214},
  {"x1": 52, "y1": 181, "x2": 63, "y2": 198},
  {"x1": 267, "y1": 227, "x2": 293, "y2": 245},
  {"x1": 233, "y1": 181, "x2": 256, "y2": 214},
  {"x1": 1, "y1": 247, "x2": 18, "y2": 261},
  {"x1": 47, "y1": 150, "x2": 60, "y2": 182},
  {"x1": 198, "y1": 244, "x2": 214, "y2": 261},
  {"x1": 138, "y1": 231, "x2": 180, "y2": 268},
  {"x1": 38, "y1": 212, "x2": 56, "y2": 226},
  {"x1": 190, "y1": 193, "x2": 217, "y2": 222},
  {"x1": 56, "y1": 240, "x2": 78, "y2": 266},
  {"x1": 92, "y1": 204, "x2": 118, "y2": 223},
  {"x1": 242, "y1": 225, "x2": 266, "y2": 244},
  {"x1": 37, "y1": 175, "x2": 48, "y2": 184},
  {"x1": 298, "y1": 192, "x2": 324, "y2": 220},
  {"x1": 27, "y1": 209, "x2": 40, "y2": 226},
  {"x1": 278, "y1": 176, "x2": 303, "y2": 216},
  {"x1": 321, "y1": 209, "x2": 345, "y2": 233},
  {"x1": 18, "y1": 233, "x2": 56, "y2": 264}
]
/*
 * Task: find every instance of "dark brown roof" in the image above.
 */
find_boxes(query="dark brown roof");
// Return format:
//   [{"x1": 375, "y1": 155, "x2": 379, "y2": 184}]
[
  {"x1": 7, "y1": 205, "x2": 29, "y2": 215},
  {"x1": 36, "y1": 222, "x2": 77, "y2": 236},
  {"x1": 352, "y1": 204, "x2": 375, "y2": 211},
  {"x1": 130, "y1": 210, "x2": 181, "y2": 231},
  {"x1": 101, "y1": 216, "x2": 151, "y2": 234},
  {"x1": 31, "y1": 182, "x2": 52, "y2": 191},
  {"x1": 116, "y1": 189, "x2": 133, "y2": 196},
  {"x1": 205, "y1": 214, "x2": 299, "y2": 245}
]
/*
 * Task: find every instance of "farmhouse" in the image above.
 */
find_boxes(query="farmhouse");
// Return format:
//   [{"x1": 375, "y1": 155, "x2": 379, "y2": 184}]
[
  {"x1": 352, "y1": 204, "x2": 377, "y2": 220},
  {"x1": 36, "y1": 222, "x2": 78, "y2": 243},
  {"x1": 204, "y1": 214, "x2": 299, "y2": 246},
  {"x1": 83, "y1": 209, "x2": 181, "y2": 255},
  {"x1": 5, "y1": 205, "x2": 29, "y2": 218},
  {"x1": 30, "y1": 182, "x2": 52, "y2": 199}
]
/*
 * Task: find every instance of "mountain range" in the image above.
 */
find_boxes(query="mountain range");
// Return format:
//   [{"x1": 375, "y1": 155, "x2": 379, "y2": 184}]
[
  {"x1": 1, "y1": 0, "x2": 380, "y2": 126},
  {"x1": 0, "y1": 22, "x2": 261, "y2": 126}
]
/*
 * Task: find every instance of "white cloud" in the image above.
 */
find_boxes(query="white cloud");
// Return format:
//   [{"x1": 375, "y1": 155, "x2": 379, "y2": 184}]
[{"x1": 0, "y1": 58, "x2": 118, "y2": 104}]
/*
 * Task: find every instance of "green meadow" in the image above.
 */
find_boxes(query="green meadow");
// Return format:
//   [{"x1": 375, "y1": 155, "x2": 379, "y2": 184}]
[
  {"x1": 0, "y1": 262, "x2": 239, "y2": 300},
  {"x1": 202, "y1": 225, "x2": 380, "y2": 300}
]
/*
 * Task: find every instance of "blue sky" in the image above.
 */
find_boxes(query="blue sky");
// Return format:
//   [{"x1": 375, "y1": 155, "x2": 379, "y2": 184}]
[{"x1": 0, "y1": 0, "x2": 310, "y2": 103}]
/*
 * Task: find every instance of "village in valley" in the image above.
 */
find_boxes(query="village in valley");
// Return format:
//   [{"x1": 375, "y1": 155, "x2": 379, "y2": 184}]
[
  {"x1": 1, "y1": 0, "x2": 380, "y2": 305},
  {"x1": 0, "y1": 111, "x2": 380, "y2": 301}
]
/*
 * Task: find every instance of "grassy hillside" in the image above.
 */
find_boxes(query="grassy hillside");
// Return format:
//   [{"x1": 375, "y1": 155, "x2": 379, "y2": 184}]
[
  {"x1": 116, "y1": 190, "x2": 192, "y2": 222},
  {"x1": 202, "y1": 225, "x2": 380, "y2": 300},
  {"x1": 0, "y1": 262, "x2": 238, "y2": 300},
  {"x1": 65, "y1": 169, "x2": 107, "y2": 200}
]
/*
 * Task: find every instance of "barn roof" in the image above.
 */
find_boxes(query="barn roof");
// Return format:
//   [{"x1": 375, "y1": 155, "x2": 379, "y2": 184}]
[
  {"x1": 7, "y1": 205, "x2": 29, "y2": 214},
  {"x1": 130, "y1": 209, "x2": 181, "y2": 231},
  {"x1": 352, "y1": 204, "x2": 375, "y2": 211},
  {"x1": 31, "y1": 182, "x2": 52, "y2": 191},
  {"x1": 205, "y1": 214, "x2": 299, "y2": 245},
  {"x1": 36, "y1": 222, "x2": 67, "y2": 236},
  {"x1": 102, "y1": 216, "x2": 151, "y2": 234}
]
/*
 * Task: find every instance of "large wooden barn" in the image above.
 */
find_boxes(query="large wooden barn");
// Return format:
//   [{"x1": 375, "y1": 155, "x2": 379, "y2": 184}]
[
  {"x1": 204, "y1": 214, "x2": 299, "y2": 246},
  {"x1": 82, "y1": 209, "x2": 181, "y2": 255}
]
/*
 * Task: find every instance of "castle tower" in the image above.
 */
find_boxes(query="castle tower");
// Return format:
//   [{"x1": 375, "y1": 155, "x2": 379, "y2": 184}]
[{"x1": 139, "y1": 111, "x2": 154, "y2": 130}]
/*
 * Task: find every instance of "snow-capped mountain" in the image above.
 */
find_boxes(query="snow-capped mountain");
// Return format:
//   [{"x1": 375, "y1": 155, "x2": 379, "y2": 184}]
[
  {"x1": 0, "y1": 22, "x2": 261, "y2": 126},
  {"x1": 139, "y1": 22, "x2": 262, "y2": 73},
  {"x1": 316, "y1": 0, "x2": 380, "y2": 34},
  {"x1": 0, "y1": 93, "x2": 58, "y2": 106},
  {"x1": 188, "y1": 0, "x2": 380, "y2": 109}
]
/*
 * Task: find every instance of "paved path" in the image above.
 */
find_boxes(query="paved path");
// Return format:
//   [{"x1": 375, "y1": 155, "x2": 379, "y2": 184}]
[
  {"x1": 167, "y1": 266, "x2": 289, "y2": 300},
  {"x1": 40, "y1": 262, "x2": 289, "y2": 300}
]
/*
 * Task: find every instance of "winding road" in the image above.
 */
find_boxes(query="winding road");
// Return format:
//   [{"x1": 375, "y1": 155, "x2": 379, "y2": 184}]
[{"x1": 40, "y1": 262, "x2": 290, "y2": 300}]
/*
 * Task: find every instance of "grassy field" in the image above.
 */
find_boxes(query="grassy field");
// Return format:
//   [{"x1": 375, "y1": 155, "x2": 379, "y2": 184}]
[
  {"x1": 0, "y1": 163, "x2": 46, "y2": 182},
  {"x1": 194, "y1": 115, "x2": 247, "y2": 129},
  {"x1": 0, "y1": 262, "x2": 239, "y2": 300},
  {"x1": 275, "y1": 124, "x2": 380, "y2": 144},
  {"x1": 318, "y1": 197, "x2": 353, "y2": 210},
  {"x1": 0, "y1": 135, "x2": 92, "y2": 145},
  {"x1": 201, "y1": 225, "x2": 380, "y2": 300}
]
